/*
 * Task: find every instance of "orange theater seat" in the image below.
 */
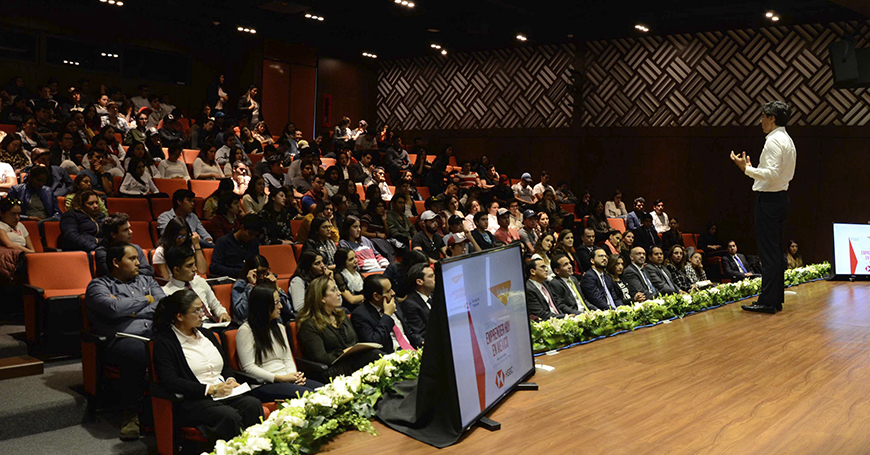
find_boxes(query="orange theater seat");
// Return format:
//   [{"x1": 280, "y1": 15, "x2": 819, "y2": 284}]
[
  {"x1": 129, "y1": 221, "x2": 154, "y2": 249},
  {"x1": 20, "y1": 220, "x2": 43, "y2": 252},
  {"x1": 213, "y1": 283, "x2": 233, "y2": 315},
  {"x1": 414, "y1": 200, "x2": 426, "y2": 215},
  {"x1": 150, "y1": 198, "x2": 174, "y2": 220},
  {"x1": 41, "y1": 221, "x2": 62, "y2": 251},
  {"x1": 259, "y1": 244, "x2": 298, "y2": 279},
  {"x1": 607, "y1": 218, "x2": 627, "y2": 233},
  {"x1": 23, "y1": 251, "x2": 92, "y2": 343},
  {"x1": 189, "y1": 180, "x2": 219, "y2": 198},
  {"x1": 153, "y1": 178, "x2": 189, "y2": 196},
  {"x1": 182, "y1": 149, "x2": 199, "y2": 165},
  {"x1": 0, "y1": 124, "x2": 18, "y2": 135},
  {"x1": 106, "y1": 197, "x2": 152, "y2": 221},
  {"x1": 683, "y1": 233, "x2": 697, "y2": 249},
  {"x1": 416, "y1": 187, "x2": 431, "y2": 200}
]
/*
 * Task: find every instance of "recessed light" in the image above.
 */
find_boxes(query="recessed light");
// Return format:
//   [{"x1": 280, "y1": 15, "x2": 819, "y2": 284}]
[
  {"x1": 441, "y1": 49, "x2": 447, "y2": 55},
  {"x1": 430, "y1": 44, "x2": 441, "y2": 49},
  {"x1": 408, "y1": 2, "x2": 414, "y2": 6},
  {"x1": 427, "y1": 28, "x2": 440, "y2": 33},
  {"x1": 516, "y1": 34, "x2": 527, "y2": 41},
  {"x1": 765, "y1": 12, "x2": 774, "y2": 18},
  {"x1": 238, "y1": 26, "x2": 244, "y2": 31},
  {"x1": 63, "y1": 60, "x2": 69, "y2": 63},
  {"x1": 772, "y1": 16, "x2": 779, "y2": 21},
  {"x1": 305, "y1": 13, "x2": 312, "y2": 18},
  {"x1": 318, "y1": 16, "x2": 324, "y2": 21},
  {"x1": 116, "y1": 1, "x2": 123, "y2": 4}
]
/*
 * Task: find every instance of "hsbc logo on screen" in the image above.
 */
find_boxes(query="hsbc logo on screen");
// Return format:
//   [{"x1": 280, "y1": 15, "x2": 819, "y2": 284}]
[{"x1": 495, "y1": 367, "x2": 513, "y2": 389}]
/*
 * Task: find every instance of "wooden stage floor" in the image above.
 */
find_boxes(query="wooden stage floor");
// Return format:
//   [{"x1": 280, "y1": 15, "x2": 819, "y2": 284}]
[{"x1": 322, "y1": 281, "x2": 870, "y2": 454}]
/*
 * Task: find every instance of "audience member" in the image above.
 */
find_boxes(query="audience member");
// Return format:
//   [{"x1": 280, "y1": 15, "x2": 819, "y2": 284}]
[
  {"x1": 9, "y1": 166, "x2": 61, "y2": 220},
  {"x1": 619, "y1": 230, "x2": 635, "y2": 264},
  {"x1": 525, "y1": 257, "x2": 575, "y2": 320},
  {"x1": 17, "y1": 116, "x2": 50, "y2": 152},
  {"x1": 555, "y1": 181, "x2": 578, "y2": 205},
  {"x1": 625, "y1": 197, "x2": 646, "y2": 231},
  {"x1": 605, "y1": 190, "x2": 628, "y2": 218},
  {"x1": 258, "y1": 186, "x2": 295, "y2": 245},
  {"x1": 580, "y1": 247, "x2": 625, "y2": 310},
  {"x1": 623, "y1": 246, "x2": 658, "y2": 300},
  {"x1": 232, "y1": 255, "x2": 292, "y2": 322},
  {"x1": 517, "y1": 209, "x2": 539, "y2": 254},
  {"x1": 339, "y1": 215, "x2": 389, "y2": 272},
  {"x1": 664, "y1": 245, "x2": 694, "y2": 292},
  {"x1": 158, "y1": 144, "x2": 191, "y2": 181},
  {"x1": 240, "y1": 175, "x2": 268, "y2": 215},
  {"x1": 661, "y1": 217, "x2": 685, "y2": 251},
  {"x1": 210, "y1": 214, "x2": 262, "y2": 278},
  {"x1": 0, "y1": 197, "x2": 36, "y2": 254},
  {"x1": 722, "y1": 240, "x2": 759, "y2": 281},
  {"x1": 575, "y1": 228, "x2": 596, "y2": 273},
  {"x1": 492, "y1": 208, "x2": 520, "y2": 245},
  {"x1": 352, "y1": 274, "x2": 422, "y2": 353},
  {"x1": 587, "y1": 199, "x2": 610, "y2": 241},
  {"x1": 386, "y1": 193, "x2": 415, "y2": 249},
  {"x1": 411, "y1": 211, "x2": 446, "y2": 264},
  {"x1": 698, "y1": 222, "x2": 725, "y2": 256},
  {"x1": 651, "y1": 199, "x2": 670, "y2": 233},
  {"x1": 554, "y1": 229, "x2": 582, "y2": 279},
  {"x1": 607, "y1": 254, "x2": 642, "y2": 304},
  {"x1": 531, "y1": 232, "x2": 556, "y2": 280},
  {"x1": 59, "y1": 190, "x2": 104, "y2": 251},
  {"x1": 94, "y1": 213, "x2": 152, "y2": 277},
  {"x1": 1, "y1": 134, "x2": 31, "y2": 176},
  {"x1": 470, "y1": 211, "x2": 497, "y2": 250},
  {"x1": 206, "y1": 192, "x2": 242, "y2": 241},
  {"x1": 532, "y1": 171, "x2": 555, "y2": 202},
  {"x1": 632, "y1": 213, "x2": 661, "y2": 253},
  {"x1": 444, "y1": 214, "x2": 481, "y2": 257},
  {"x1": 303, "y1": 217, "x2": 338, "y2": 266},
  {"x1": 119, "y1": 157, "x2": 161, "y2": 197},
  {"x1": 333, "y1": 247, "x2": 365, "y2": 308},
  {"x1": 604, "y1": 229, "x2": 623, "y2": 255},
  {"x1": 161, "y1": 246, "x2": 230, "y2": 323},
  {"x1": 157, "y1": 189, "x2": 213, "y2": 245},
  {"x1": 549, "y1": 252, "x2": 592, "y2": 313},
  {"x1": 153, "y1": 217, "x2": 206, "y2": 279},
  {"x1": 645, "y1": 246, "x2": 680, "y2": 295},
  {"x1": 300, "y1": 173, "x2": 326, "y2": 214},
  {"x1": 401, "y1": 263, "x2": 435, "y2": 339},
  {"x1": 685, "y1": 251, "x2": 710, "y2": 287},
  {"x1": 786, "y1": 240, "x2": 803, "y2": 270},
  {"x1": 193, "y1": 143, "x2": 224, "y2": 180},
  {"x1": 512, "y1": 173, "x2": 535, "y2": 206},
  {"x1": 31, "y1": 148, "x2": 73, "y2": 198}
]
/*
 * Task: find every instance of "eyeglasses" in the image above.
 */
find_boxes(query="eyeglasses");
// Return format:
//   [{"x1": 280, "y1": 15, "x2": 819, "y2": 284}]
[
  {"x1": 177, "y1": 234, "x2": 189, "y2": 240},
  {"x1": 192, "y1": 307, "x2": 205, "y2": 315}
]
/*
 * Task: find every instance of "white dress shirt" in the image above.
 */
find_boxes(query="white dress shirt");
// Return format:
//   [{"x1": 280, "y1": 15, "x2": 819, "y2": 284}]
[
  {"x1": 745, "y1": 126, "x2": 796, "y2": 192},
  {"x1": 416, "y1": 291, "x2": 432, "y2": 310},
  {"x1": 652, "y1": 211, "x2": 670, "y2": 233},
  {"x1": 235, "y1": 322, "x2": 297, "y2": 383},
  {"x1": 171, "y1": 325, "x2": 226, "y2": 395},
  {"x1": 163, "y1": 275, "x2": 228, "y2": 322},
  {"x1": 559, "y1": 276, "x2": 584, "y2": 309}
]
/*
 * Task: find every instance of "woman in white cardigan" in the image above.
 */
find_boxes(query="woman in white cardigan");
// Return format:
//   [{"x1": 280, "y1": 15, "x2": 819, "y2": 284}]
[
  {"x1": 119, "y1": 156, "x2": 161, "y2": 197},
  {"x1": 236, "y1": 283, "x2": 322, "y2": 402},
  {"x1": 193, "y1": 145, "x2": 225, "y2": 180}
]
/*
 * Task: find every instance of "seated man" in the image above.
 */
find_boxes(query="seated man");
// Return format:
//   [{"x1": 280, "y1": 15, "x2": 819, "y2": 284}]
[
  {"x1": 525, "y1": 257, "x2": 577, "y2": 320},
  {"x1": 78, "y1": 148, "x2": 114, "y2": 196},
  {"x1": 95, "y1": 213, "x2": 153, "y2": 277},
  {"x1": 352, "y1": 275, "x2": 422, "y2": 354},
  {"x1": 517, "y1": 209, "x2": 539, "y2": 253},
  {"x1": 49, "y1": 131, "x2": 83, "y2": 176},
  {"x1": 60, "y1": 190, "x2": 105, "y2": 252},
  {"x1": 8, "y1": 166, "x2": 61, "y2": 221},
  {"x1": 532, "y1": 171, "x2": 555, "y2": 202},
  {"x1": 162, "y1": 246, "x2": 230, "y2": 323},
  {"x1": 625, "y1": 197, "x2": 646, "y2": 231},
  {"x1": 215, "y1": 131, "x2": 240, "y2": 166},
  {"x1": 288, "y1": 159, "x2": 315, "y2": 196},
  {"x1": 300, "y1": 173, "x2": 326, "y2": 214},
  {"x1": 580, "y1": 247, "x2": 625, "y2": 310},
  {"x1": 372, "y1": 166, "x2": 392, "y2": 202},
  {"x1": 645, "y1": 246, "x2": 680, "y2": 295},
  {"x1": 412, "y1": 211, "x2": 446, "y2": 264},
  {"x1": 262, "y1": 155, "x2": 285, "y2": 192},
  {"x1": 651, "y1": 199, "x2": 670, "y2": 233},
  {"x1": 30, "y1": 148, "x2": 72, "y2": 198},
  {"x1": 348, "y1": 151, "x2": 374, "y2": 184},
  {"x1": 622, "y1": 246, "x2": 658, "y2": 300},
  {"x1": 456, "y1": 160, "x2": 481, "y2": 190},
  {"x1": 511, "y1": 173, "x2": 536, "y2": 206},
  {"x1": 470, "y1": 211, "x2": 496, "y2": 250},
  {"x1": 549, "y1": 252, "x2": 593, "y2": 313},
  {"x1": 632, "y1": 213, "x2": 661, "y2": 253},
  {"x1": 157, "y1": 189, "x2": 214, "y2": 246},
  {"x1": 575, "y1": 228, "x2": 596, "y2": 273},
  {"x1": 401, "y1": 263, "x2": 435, "y2": 339},
  {"x1": 493, "y1": 208, "x2": 520, "y2": 245},
  {"x1": 85, "y1": 243, "x2": 165, "y2": 440},
  {"x1": 210, "y1": 214, "x2": 262, "y2": 278},
  {"x1": 722, "y1": 240, "x2": 760, "y2": 281}
]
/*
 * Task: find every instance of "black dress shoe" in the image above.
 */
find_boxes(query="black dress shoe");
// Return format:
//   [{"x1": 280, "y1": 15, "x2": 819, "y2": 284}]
[{"x1": 741, "y1": 303, "x2": 776, "y2": 314}]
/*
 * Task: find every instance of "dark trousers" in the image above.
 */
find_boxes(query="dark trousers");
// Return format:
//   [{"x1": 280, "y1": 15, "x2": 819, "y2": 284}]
[
  {"x1": 755, "y1": 191, "x2": 789, "y2": 307},
  {"x1": 177, "y1": 395, "x2": 263, "y2": 444},
  {"x1": 105, "y1": 337, "x2": 148, "y2": 410},
  {"x1": 249, "y1": 380, "x2": 325, "y2": 403}
]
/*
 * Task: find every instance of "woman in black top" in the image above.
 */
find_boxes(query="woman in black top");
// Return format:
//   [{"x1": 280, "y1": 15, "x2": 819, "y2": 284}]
[
  {"x1": 151, "y1": 289, "x2": 263, "y2": 444},
  {"x1": 698, "y1": 221, "x2": 726, "y2": 257},
  {"x1": 303, "y1": 217, "x2": 337, "y2": 267},
  {"x1": 258, "y1": 186, "x2": 294, "y2": 245},
  {"x1": 297, "y1": 276, "x2": 383, "y2": 379}
]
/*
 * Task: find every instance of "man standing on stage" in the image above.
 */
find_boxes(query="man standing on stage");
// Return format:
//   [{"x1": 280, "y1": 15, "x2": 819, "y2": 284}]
[{"x1": 730, "y1": 101, "x2": 796, "y2": 314}]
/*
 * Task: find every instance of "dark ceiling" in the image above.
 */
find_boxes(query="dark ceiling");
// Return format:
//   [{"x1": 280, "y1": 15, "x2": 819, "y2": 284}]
[{"x1": 10, "y1": 0, "x2": 870, "y2": 62}]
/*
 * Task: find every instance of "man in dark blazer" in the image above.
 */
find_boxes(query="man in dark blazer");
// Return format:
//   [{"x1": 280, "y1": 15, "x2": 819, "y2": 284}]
[
  {"x1": 525, "y1": 258, "x2": 577, "y2": 320},
  {"x1": 352, "y1": 275, "x2": 422, "y2": 353},
  {"x1": 580, "y1": 247, "x2": 625, "y2": 310},
  {"x1": 575, "y1": 227, "x2": 596, "y2": 273},
  {"x1": 400, "y1": 263, "x2": 435, "y2": 339},
  {"x1": 549, "y1": 252, "x2": 594, "y2": 313},
  {"x1": 348, "y1": 150, "x2": 375, "y2": 184},
  {"x1": 645, "y1": 246, "x2": 679, "y2": 295},
  {"x1": 632, "y1": 213, "x2": 661, "y2": 254},
  {"x1": 622, "y1": 246, "x2": 658, "y2": 300},
  {"x1": 721, "y1": 240, "x2": 760, "y2": 281}
]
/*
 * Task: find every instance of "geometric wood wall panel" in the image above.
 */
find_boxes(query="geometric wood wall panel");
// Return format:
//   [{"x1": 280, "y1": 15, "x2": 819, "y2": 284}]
[
  {"x1": 378, "y1": 44, "x2": 576, "y2": 130},
  {"x1": 581, "y1": 21, "x2": 870, "y2": 127}
]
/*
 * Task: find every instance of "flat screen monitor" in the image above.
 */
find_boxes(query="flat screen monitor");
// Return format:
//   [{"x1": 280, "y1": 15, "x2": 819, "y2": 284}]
[
  {"x1": 437, "y1": 243, "x2": 535, "y2": 431},
  {"x1": 833, "y1": 223, "x2": 870, "y2": 275}
]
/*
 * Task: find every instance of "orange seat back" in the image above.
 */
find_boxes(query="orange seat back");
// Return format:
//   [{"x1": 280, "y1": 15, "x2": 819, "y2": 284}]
[
  {"x1": 183, "y1": 149, "x2": 199, "y2": 165},
  {"x1": 27, "y1": 251, "x2": 92, "y2": 291},
  {"x1": 291, "y1": 243, "x2": 303, "y2": 261},
  {"x1": 290, "y1": 220, "x2": 304, "y2": 238},
  {"x1": 128, "y1": 221, "x2": 154, "y2": 249},
  {"x1": 356, "y1": 183, "x2": 366, "y2": 200},
  {"x1": 150, "y1": 198, "x2": 174, "y2": 220},
  {"x1": 0, "y1": 124, "x2": 17, "y2": 135},
  {"x1": 189, "y1": 180, "x2": 219, "y2": 198},
  {"x1": 287, "y1": 321, "x2": 303, "y2": 358},
  {"x1": 112, "y1": 176, "x2": 122, "y2": 195},
  {"x1": 153, "y1": 178, "x2": 189, "y2": 196},
  {"x1": 260, "y1": 244, "x2": 297, "y2": 278},
  {"x1": 56, "y1": 196, "x2": 66, "y2": 213},
  {"x1": 414, "y1": 200, "x2": 426, "y2": 215},
  {"x1": 20, "y1": 220, "x2": 43, "y2": 252},
  {"x1": 607, "y1": 218, "x2": 626, "y2": 233},
  {"x1": 212, "y1": 283, "x2": 233, "y2": 315},
  {"x1": 683, "y1": 233, "x2": 697, "y2": 249},
  {"x1": 42, "y1": 221, "x2": 62, "y2": 250},
  {"x1": 106, "y1": 197, "x2": 152, "y2": 221},
  {"x1": 416, "y1": 187, "x2": 431, "y2": 200},
  {"x1": 223, "y1": 329, "x2": 241, "y2": 370}
]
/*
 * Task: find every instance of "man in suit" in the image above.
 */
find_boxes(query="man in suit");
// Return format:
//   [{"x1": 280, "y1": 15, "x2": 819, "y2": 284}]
[
  {"x1": 632, "y1": 213, "x2": 661, "y2": 254},
  {"x1": 645, "y1": 246, "x2": 680, "y2": 295},
  {"x1": 549, "y1": 253, "x2": 594, "y2": 313},
  {"x1": 575, "y1": 227, "x2": 596, "y2": 273},
  {"x1": 349, "y1": 150, "x2": 375, "y2": 184},
  {"x1": 622, "y1": 246, "x2": 658, "y2": 300},
  {"x1": 580, "y1": 247, "x2": 624, "y2": 310},
  {"x1": 400, "y1": 263, "x2": 435, "y2": 339},
  {"x1": 525, "y1": 257, "x2": 577, "y2": 320},
  {"x1": 352, "y1": 275, "x2": 422, "y2": 354},
  {"x1": 721, "y1": 240, "x2": 760, "y2": 281}
]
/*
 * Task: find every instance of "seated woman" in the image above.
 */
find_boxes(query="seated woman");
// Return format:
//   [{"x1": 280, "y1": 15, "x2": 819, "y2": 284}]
[
  {"x1": 0, "y1": 196, "x2": 35, "y2": 253},
  {"x1": 0, "y1": 134, "x2": 31, "y2": 178},
  {"x1": 786, "y1": 240, "x2": 803, "y2": 269},
  {"x1": 554, "y1": 229, "x2": 582, "y2": 279},
  {"x1": 193, "y1": 143, "x2": 225, "y2": 180},
  {"x1": 236, "y1": 283, "x2": 323, "y2": 402},
  {"x1": 463, "y1": 199, "x2": 481, "y2": 232},
  {"x1": 684, "y1": 250, "x2": 711, "y2": 288},
  {"x1": 604, "y1": 229, "x2": 622, "y2": 255},
  {"x1": 203, "y1": 179, "x2": 235, "y2": 220},
  {"x1": 604, "y1": 190, "x2": 628, "y2": 218},
  {"x1": 60, "y1": 190, "x2": 105, "y2": 252},
  {"x1": 119, "y1": 157, "x2": 162, "y2": 198},
  {"x1": 323, "y1": 166, "x2": 341, "y2": 197},
  {"x1": 303, "y1": 217, "x2": 337, "y2": 267},
  {"x1": 661, "y1": 217, "x2": 685, "y2": 252},
  {"x1": 587, "y1": 199, "x2": 610, "y2": 242},
  {"x1": 65, "y1": 173, "x2": 108, "y2": 215},
  {"x1": 232, "y1": 255, "x2": 292, "y2": 322},
  {"x1": 664, "y1": 245, "x2": 694, "y2": 292},
  {"x1": 157, "y1": 144, "x2": 191, "y2": 180},
  {"x1": 123, "y1": 142, "x2": 161, "y2": 179},
  {"x1": 239, "y1": 127, "x2": 263, "y2": 155},
  {"x1": 258, "y1": 186, "x2": 295, "y2": 245},
  {"x1": 332, "y1": 247, "x2": 364, "y2": 309},
  {"x1": 619, "y1": 230, "x2": 635, "y2": 264},
  {"x1": 151, "y1": 289, "x2": 263, "y2": 445},
  {"x1": 295, "y1": 199, "x2": 332, "y2": 243},
  {"x1": 530, "y1": 233, "x2": 556, "y2": 280},
  {"x1": 241, "y1": 175, "x2": 267, "y2": 215},
  {"x1": 698, "y1": 222, "x2": 726, "y2": 257},
  {"x1": 153, "y1": 217, "x2": 207, "y2": 280},
  {"x1": 252, "y1": 121, "x2": 273, "y2": 146},
  {"x1": 337, "y1": 179, "x2": 363, "y2": 217},
  {"x1": 297, "y1": 275, "x2": 384, "y2": 379},
  {"x1": 206, "y1": 192, "x2": 241, "y2": 241},
  {"x1": 289, "y1": 250, "x2": 329, "y2": 313},
  {"x1": 607, "y1": 254, "x2": 640, "y2": 305},
  {"x1": 338, "y1": 216, "x2": 389, "y2": 273},
  {"x1": 360, "y1": 197, "x2": 395, "y2": 262},
  {"x1": 227, "y1": 159, "x2": 250, "y2": 195}
]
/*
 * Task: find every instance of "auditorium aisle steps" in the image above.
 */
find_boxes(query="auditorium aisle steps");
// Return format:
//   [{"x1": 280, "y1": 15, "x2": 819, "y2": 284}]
[
  {"x1": 0, "y1": 323, "x2": 43, "y2": 380},
  {"x1": 0, "y1": 359, "x2": 153, "y2": 454}
]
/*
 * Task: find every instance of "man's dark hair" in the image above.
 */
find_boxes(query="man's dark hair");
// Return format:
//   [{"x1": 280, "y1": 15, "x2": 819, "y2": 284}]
[
  {"x1": 473, "y1": 211, "x2": 488, "y2": 224},
  {"x1": 165, "y1": 245, "x2": 195, "y2": 273},
  {"x1": 762, "y1": 101, "x2": 791, "y2": 127},
  {"x1": 105, "y1": 243, "x2": 132, "y2": 270},
  {"x1": 448, "y1": 214, "x2": 463, "y2": 226},
  {"x1": 102, "y1": 213, "x2": 130, "y2": 240},
  {"x1": 406, "y1": 263, "x2": 430, "y2": 290},
  {"x1": 654, "y1": 198, "x2": 664, "y2": 205},
  {"x1": 148, "y1": 95, "x2": 161, "y2": 102},
  {"x1": 525, "y1": 257, "x2": 540, "y2": 280},
  {"x1": 590, "y1": 246, "x2": 606, "y2": 263},
  {"x1": 172, "y1": 189, "x2": 195, "y2": 209},
  {"x1": 363, "y1": 274, "x2": 389, "y2": 301},
  {"x1": 634, "y1": 197, "x2": 645, "y2": 205},
  {"x1": 641, "y1": 213, "x2": 653, "y2": 222},
  {"x1": 217, "y1": 192, "x2": 239, "y2": 217},
  {"x1": 28, "y1": 166, "x2": 49, "y2": 181},
  {"x1": 551, "y1": 252, "x2": 569, "y2": 266},
  {"x1": 137, "y1": 84, "x2": 148, "y2": 91},
  {"x1": 240, "y1": 214, "x2": 263, "y2": 232}
]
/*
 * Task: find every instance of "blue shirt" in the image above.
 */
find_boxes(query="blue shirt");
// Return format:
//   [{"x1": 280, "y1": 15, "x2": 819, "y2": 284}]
[
  {"x1": 209, "y1": 233, "x2": 260, "y2": 278},
  {"x1": 156, "y1": 208, "x2": 213, "y2": 243},
  {"x1": 7, "y1": 183, "x2": 61, "y2": 220},
  {"x1": 85, "y1": 274, "x2": 166, "y2": 338}
]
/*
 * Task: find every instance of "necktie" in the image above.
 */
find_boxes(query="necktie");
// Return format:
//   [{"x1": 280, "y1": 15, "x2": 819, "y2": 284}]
[
  {"x1": 639, "y1": 266, "x2": 656, "y2": 294},
  {"x1": 660, "y1": 266, "x2": 676, "y2": 290},
  {"x1": 735, "y1": 256, "x2": 748, "y2": 274},
  {"x1": 392, "y1": 325, "x2": 415, "y2": 351},
  {"x1": 568, "y1": 279, "x2": 591, "y2": 312},
  {"x1": 598, "y1": 272, "x2": 616, "y2": 309},
  {"x1": 426, "y1": 295, "x2": 432, "y2": 310},
  {"x1": 187, "y1": 282, "x2": 213, "y2": 321},
  {"x1": 540, "y1": 284, "x2": 560, "y2": 315},
  {"x1": 648, "y1": 228, "x2": 656, "y2": 244}
]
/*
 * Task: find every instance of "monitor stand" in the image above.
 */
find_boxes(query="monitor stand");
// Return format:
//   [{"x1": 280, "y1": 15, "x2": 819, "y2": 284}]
[{"x1": 474, "y1": 382, "x2": 539, "y2": 431}]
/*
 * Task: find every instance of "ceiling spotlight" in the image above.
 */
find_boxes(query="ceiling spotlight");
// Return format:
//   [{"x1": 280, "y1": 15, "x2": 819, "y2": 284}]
[
  {"x1": 63, "y1": 60, "x2": 69, "y2": 63},
  {"x1": 430, "y1": 44, "x2": 441, "y2": 49},
  {"x1": 771, "y1": 16, "x2": 779, "y2": 21},
  {"x1": 238, "y1": 26, "x2": 244, "y2": 31},
  {"x1": 74, "y1": 62, "x2": 80, "y2": 66},
  {"x1": 116, "y1": 1, "x2": 123, "y2": 4},
  {"x1": 100, "y1": 0, "x2": 107, "y2": 2},
  {"x1": 765, "y1": 12, "x2": 774, "y2": 18},
  {"x1": 441, "y1": 49, "x2": 447, "y2": 55},
  {"x1": 318, "y1": 16, "x2": 324, "y2": 21},
  {"x1": 305, "y1": 13, "x2": 312, "y2": 18},
  {"x1": 395, "y1": 0, "x2": 401, "y2": 2},
  {"x1": 516, "y1": 34, "x2": 527, "y2": 41},
  {"x1": 108, "y1": 0, "x2": 115, "y2": 3},
  {"x1": 408, "y1": 2, "x2": 415, "y2": 6},
  {"x1": 401, "y1": 1, "x2": 408, "y2": 5},
  {"x1": 250, "y1": 29, "x2": 256, "y2": 34},
  {"x1": 101, "y1": 52, "x2": 106, "y2": 56},
  {"x1": 635, "y1": 24, "x2": 649, "y2": 32}
]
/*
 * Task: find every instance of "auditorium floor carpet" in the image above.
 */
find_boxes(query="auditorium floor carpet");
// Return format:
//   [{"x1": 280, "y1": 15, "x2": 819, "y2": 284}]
[{"x1": 323, "y1": 281, "x2": 870, "y2": 454}]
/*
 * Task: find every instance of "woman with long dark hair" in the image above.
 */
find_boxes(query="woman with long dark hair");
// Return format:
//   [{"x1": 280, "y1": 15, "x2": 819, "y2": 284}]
[
  {"x1": 123, "y1": 142, "x2": 160, "y2": 179},
  {"x1": 785, "y1": 240, "x2": 803, "y2": 270},
  {"x1": 237, "y1": 85, "x2": 261, "y2": 124},
  {"x1": 236, "y1": 283, "x2": 322, "y2": 402},
  {"x1": 205, "y1": 192, "x2": 241, "y2": 240},
  {"x1": 289, "y1": 250, "x2": 329, "y2": 312},
  {"x1": 338, "y1": 215, "x2": 388, "y2": 273},
  {"x1": 337, "y1": 178, "x2": 363, "y2": 217},
  {"x1": 119, "y1": 156, "x2": 161, "y2": 197},
  {"x1": 151, "y1": 289, "x2": 263, "y2": 444},
  {"x1": 241, "y1": 175, "x2": 267, "y2": 215},
  {"x1": 302, "y1": 216, "x2": 337, "y2": 267},
  {"x1": 258, "y1": 186, "x2": 295, "y2": 245},
  {"x1": 65, "y1": 173, "x2": 108, "y2": 214},
  {"x1": 203, "y1": 178, "x2": 235, "y2": 220},
  {"x1": 153, "y1": 217, "x2": 206, "y2": 280},
  {"x1": 332, "y1": 247, "x2": 364, "y2": 308},
  {"x1": 252, "y1": 121, "x2": 273, "y2": 145},
  {"x1": 193, "y1": 142, "x2": 225, "y2": 180}
]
